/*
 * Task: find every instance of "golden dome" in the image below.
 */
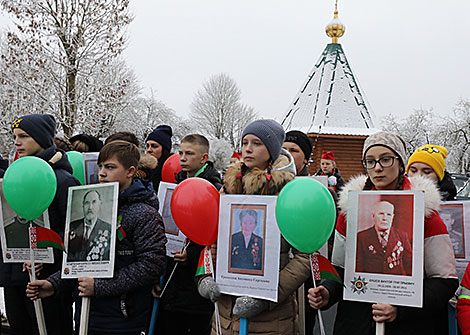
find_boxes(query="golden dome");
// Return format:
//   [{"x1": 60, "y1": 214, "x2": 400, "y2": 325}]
[{"x1": 325, "y1": 6, "x2": 345, "y2": 44}]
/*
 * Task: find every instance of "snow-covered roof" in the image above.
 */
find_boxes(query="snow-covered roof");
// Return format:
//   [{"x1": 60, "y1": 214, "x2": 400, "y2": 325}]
[
  {"x1": 295, "y1": 126, "x2": 381, "y2": 136},
  {"x1": 281, "y1": 43, "x2": 377, "y2": 132}
]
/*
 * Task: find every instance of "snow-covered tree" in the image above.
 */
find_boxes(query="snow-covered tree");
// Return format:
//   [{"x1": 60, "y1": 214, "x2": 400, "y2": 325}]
[
  {"x1": 382, "y1": 108, "x2": 437, "y2": 155},
  {"x1": 1, "y1": 0, "x2": 133, "y2": 137},
  {"x1": 209, "y1": 138, "x2": 233, "y2": 172},
  {"x1": 437, "y1": 99, "x2": 470, "y2": 173},
  {"x1": 189, "y1": 73, "x2": 257, "y2": 150}
]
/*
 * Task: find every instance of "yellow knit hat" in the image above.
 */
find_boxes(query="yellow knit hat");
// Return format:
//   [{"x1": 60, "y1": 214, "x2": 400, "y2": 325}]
[{"x1": 406, "y1": 144, "x2": 447, "y2": 181}]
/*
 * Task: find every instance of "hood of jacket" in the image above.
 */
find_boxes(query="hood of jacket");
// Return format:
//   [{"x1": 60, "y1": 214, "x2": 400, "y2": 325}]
[
  {"x1": 119, "y1": 178, "x2": 159, "y2": 211},
  {"x1": 224, "y1": 148, "x2": 295, "y2": 195},
  {"x1": 36, "y1": 145, "x2": 74, "y2": 174},
  {"x1": 338, "y1": 174, "x2": 441, "y2": 218}
]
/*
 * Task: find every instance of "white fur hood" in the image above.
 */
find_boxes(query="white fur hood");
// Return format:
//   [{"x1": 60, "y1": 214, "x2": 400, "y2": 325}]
[{"x1": 338, "y1": 174, "x2": 441, "y2": 218}]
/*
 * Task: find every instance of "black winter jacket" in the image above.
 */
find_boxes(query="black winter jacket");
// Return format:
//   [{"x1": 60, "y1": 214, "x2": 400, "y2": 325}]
[
  {"x1": 0, "y1": 145, "x2": 79, "y2": 286},
  {"x1": 160, "y1": 161, "x2": 222, "y2": 315}
]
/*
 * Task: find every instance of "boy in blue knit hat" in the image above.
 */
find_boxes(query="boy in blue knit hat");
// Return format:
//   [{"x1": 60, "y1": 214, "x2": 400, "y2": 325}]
[{"x1": 3, "y1": 114, "x2": 80, "y2": 335}]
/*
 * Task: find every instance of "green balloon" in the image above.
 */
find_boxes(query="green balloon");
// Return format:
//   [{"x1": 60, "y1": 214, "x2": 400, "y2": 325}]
[
  {"x1": 66, "y1": 151, "x2": 85, "y2": 185},
  {"x1": 276, "y1": 178, "x2": 336, "y2": 253},
  {"x1": 3, "y1": 157, "x2": 57, "y2": 220}
]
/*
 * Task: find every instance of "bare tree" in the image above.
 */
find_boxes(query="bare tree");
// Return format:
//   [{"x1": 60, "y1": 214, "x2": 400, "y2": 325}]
[
  {"x1": 1, "y1": 0, "x2": 133, "y2": 137},
  {"x1": 190, "y1": 73, "x2": 257, "y2": 150}
]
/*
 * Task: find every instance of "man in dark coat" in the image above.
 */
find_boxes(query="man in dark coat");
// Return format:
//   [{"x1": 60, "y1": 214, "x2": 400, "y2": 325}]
[
  {"x1": 67, "y1": 190, "x2": 111, "y2": 262},
  {"x1": 356, "y1": 201, "x2": 412, "y2": 276},
  {"x1": 230, "y1": 209, "x2": 263, "y2": 271}
]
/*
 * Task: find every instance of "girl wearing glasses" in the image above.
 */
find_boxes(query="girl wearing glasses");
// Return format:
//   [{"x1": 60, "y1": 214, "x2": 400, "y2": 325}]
[
  {"x1": 407, "y1": 144, "x2": 457, "y2": 201},
  {"x1": 308, "y1": 131, "x2": 458, "y2": 335}
]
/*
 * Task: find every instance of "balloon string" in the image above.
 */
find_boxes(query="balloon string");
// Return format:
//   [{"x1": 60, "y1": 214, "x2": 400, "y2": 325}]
[{"x1": 159, "y1": 240, "x2": 190, "y2": 298}]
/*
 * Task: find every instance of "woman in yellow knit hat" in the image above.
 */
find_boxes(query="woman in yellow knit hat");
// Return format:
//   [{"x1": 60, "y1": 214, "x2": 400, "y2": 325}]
[{"x1": 406, "y1": 144, "x2": 457, "y2": 200}]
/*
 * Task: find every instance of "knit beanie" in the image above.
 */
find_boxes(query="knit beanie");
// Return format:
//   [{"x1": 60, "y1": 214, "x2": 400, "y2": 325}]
[
  {"x1": 285, "y1": 130, "x2": 313, "y2": 160},
  {"x1": 363, "y1": 131, "x2": 407, "y2": 167},
  {"x1": 242, "y1": 119, "x2": 285, "y2": 161},
  {"x1": 406, "y1": 144, "x2": 447, "y2": 181},
  {"x1": 12, "y1": 114, "x2": 56, "y2": 150},
  {"x1": 146, "y1": 125, "x2": 173, "y2": 152}
]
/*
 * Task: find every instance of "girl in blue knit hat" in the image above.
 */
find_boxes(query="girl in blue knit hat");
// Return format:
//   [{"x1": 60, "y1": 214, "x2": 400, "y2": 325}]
[{"x1": 198, "y1": 119, "x2": 311, "y2": 334}]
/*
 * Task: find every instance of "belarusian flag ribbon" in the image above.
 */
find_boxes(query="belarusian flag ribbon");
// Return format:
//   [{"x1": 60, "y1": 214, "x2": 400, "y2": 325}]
[
  {"x1": 30, "y1": 226, "x2": 66, "y2": 252},
  {"x1": 310, "y1": 253, "x2": 342, "y2": 285},
  {"x1": 195, "y1": 247, "x2": 212, "y2": 277}
]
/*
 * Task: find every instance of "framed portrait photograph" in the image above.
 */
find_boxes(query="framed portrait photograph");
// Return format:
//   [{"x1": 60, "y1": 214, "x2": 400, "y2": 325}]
[
  {"x1": 344, "y1": 191, "x2": 425, "y2": 308},
  {"x1": 83, "y1": 152, "x2": 99, "y2": 185},
  {"x1": 228, "y1": 204, "x2": 266, "y2": 276},
  {"x1": 440, "y1": 201, "x2": 470, "y2": 281},
  {"x1": 0, "y1": 180, "x2": 54, "y2": 263},
  {"x1": 216, "y1": 194, "x2": 280, "y2": 302},
  {"x1": 62, "y1": 182, "x2": 119, "y2": 279},
  {"x1": 439, "y1": 203, "x2": 465, "y2": 258},
  {"x1": 157, "y1": 182, "x2": 186, "y2": 257}
]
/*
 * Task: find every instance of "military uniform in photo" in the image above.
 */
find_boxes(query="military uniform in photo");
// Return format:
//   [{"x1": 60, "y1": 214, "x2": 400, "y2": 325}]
[
  {"x1": 67, "y1": 218, "x2": 111, "y2": 262},
  {"x1": 356, "y1": 226, "x2": 412, "y2": 275},
  {"x1": 230, "y1": 231, "x2": 263, "y2": 270},
  {"x1": 5, "y1": 217, "x2": 41, "y2": 248}
]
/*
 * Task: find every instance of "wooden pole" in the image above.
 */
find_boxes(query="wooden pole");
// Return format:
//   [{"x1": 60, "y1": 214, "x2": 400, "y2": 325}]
[
  {"x1": 79, "y1": 297, "x2": 91, "y2": 335},
  {"x1": 29, "y1": 225, "x2": 47, "y2": 335}
]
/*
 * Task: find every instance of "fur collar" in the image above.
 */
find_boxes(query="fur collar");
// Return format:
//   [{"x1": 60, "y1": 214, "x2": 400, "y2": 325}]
[
  {"x1": 224, "y1": 151, "x2": 295, "y2": 195},
  {"x1": 338, "y1": 174, "x2": 441, "y2": 218}
]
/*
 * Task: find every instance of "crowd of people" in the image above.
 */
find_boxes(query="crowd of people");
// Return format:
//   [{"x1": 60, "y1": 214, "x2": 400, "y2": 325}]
[{"x1": 0, "y1": 113, "x2": 467, "y2": 335}]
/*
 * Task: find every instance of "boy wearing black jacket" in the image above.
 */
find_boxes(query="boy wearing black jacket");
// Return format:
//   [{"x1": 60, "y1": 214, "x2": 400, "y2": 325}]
[{"x1": 155, "y1": 134, "x2": 222, "y2": 335}]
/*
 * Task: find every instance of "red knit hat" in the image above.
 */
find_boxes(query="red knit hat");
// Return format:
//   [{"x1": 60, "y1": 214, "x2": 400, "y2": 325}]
[
  {"x1": 231, "y1": 151, "x2": 242, "y2": 159},
  {"x1": 321, "y1": 150, "x2": 335, "y2": 161}
]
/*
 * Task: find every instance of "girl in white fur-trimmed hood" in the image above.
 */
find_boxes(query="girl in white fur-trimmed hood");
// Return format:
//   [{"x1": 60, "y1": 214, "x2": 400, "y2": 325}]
[{"x1": 308, "y1": 131, "x2": 458, "y2": 335}]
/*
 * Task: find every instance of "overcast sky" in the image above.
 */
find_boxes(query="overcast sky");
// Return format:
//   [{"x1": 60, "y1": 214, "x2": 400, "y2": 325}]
[{"x1": 2, "y1": 1, "x2": 469, "y2": 126}]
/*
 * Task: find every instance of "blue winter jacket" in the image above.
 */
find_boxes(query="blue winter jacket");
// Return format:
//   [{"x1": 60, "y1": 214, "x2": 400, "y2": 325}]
[{"x1": 49, "y1": 178, "x2": 167, "y2": 334}]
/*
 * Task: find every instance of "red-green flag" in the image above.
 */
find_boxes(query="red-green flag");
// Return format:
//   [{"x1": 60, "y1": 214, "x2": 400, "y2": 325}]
[
  {"x1": 195, "y1": 247, "x2": 212, "y2": 277},
  {"x1": 30, "y1": 226, "x2": 66, "y2": 252},
  {"x1": 117, "y1": 215, "x2": 126, "y2": 241},
  {"x1": 310, "y1": 253, "x2": 342, "y2": 285}
]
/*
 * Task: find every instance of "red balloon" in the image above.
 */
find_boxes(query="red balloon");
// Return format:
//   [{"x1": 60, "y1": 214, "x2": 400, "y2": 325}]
[
  {"x1": 171, "y1": 178, "x2": 220, "y2": 246},
  {"x1": 162, "y1": 153, "x2": 182, "y2": 183}
]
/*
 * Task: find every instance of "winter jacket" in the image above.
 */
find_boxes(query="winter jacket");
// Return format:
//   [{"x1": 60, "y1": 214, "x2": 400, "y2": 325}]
[
  {"x1": 322, "y1": 175, "x2": 459, "y2": 335},
  {"x1": 160, "y1": 161, "x2": 222, "y2": 315},
  {"x1": 0, "y1": 155, "x2": 8, "y2": 178},
  {"x1": 0, "y1": 145, "x2": 79, "y2": 286},
  {"x1": 457, "y1": 262, "x2": 470, "y2": 334},
  {"x1": 49, "y1": 178, "x2": 167, "y2": 334},
  {"x1": 438, "y1": 171, "x2": 457, "y2": 201},
  {"x1": 214, "y1": 150, "x2": 311, "y2": 334},
  {"x1": 314, "y1": 167, "x2": 345, "y2": 193}
]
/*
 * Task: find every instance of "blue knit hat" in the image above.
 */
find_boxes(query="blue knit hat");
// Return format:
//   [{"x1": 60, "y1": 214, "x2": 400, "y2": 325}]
[
  {"x1": 242, "y1": 119, "x2": 285, "y2": 161},
  {"x1": 146, "y1": 125, "x2": 173, "y2": 152},
  {"x1": 12, "y1": 114, "x2": 56, "y2": 150}
]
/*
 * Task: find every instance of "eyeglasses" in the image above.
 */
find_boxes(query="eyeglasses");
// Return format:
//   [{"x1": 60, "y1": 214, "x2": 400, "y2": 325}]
[
  {"x1": 362, "y1": 156, "x2": 399, "y2": 169},
  {"x1": 417, "y1": 146, "x2": 440, "y2": 154}
]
